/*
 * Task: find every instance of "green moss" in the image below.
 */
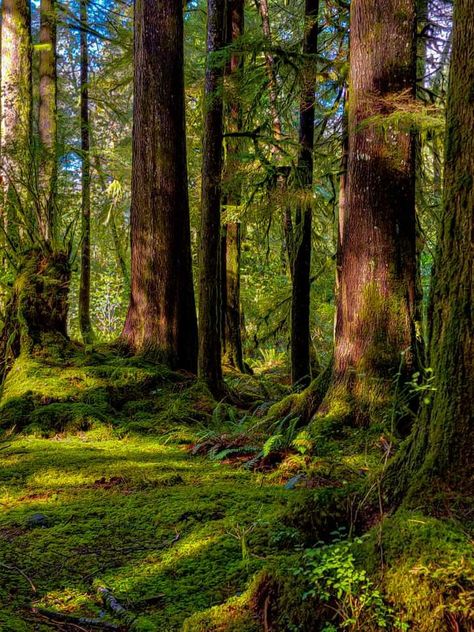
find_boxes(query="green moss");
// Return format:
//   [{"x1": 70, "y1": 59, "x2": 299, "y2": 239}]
[{"x1": 358, "y1": 511, "x2": 474, "y2": 631}]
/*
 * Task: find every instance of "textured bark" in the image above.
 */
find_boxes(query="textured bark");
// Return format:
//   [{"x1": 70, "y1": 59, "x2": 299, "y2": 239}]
[
  {"x1": 38, "y1": 0, "x2": 57, "y2": 242},
  {"x1": 0, "y1": 0, "x2": 32, "y2": 247},
  {"x1": 290, "y1": 0, "x2": 319, "y2": 387},
  {"x1": 122, "y1": 0, "x2": 198, "y2": 371},
  {"x1": 222, "y1": 0, "x2": 245, "y2": 372},
  {"x1": 198, "y1": 0, "x2": 226, "y2": 392},
  {"x1": 326, "y1": 0, "x2": 417, "y2": 422},
  {"x1": 390, "y1": 0, "x2": 473, "y2": 499},
  {"x1": 78, "y1": 0, "x2": 94, "y2": 344}
]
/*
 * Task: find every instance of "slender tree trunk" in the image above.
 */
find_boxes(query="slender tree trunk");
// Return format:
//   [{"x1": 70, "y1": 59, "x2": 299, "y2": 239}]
[
  {"x1": 290, "y1": 0, "x2": 319, "y2": 387},
  {"x1": 222, "y1": 0, "x2": 245, "y2": 372},
  {"x1": 78, "y1": 0, "x2": 94, "y2": 344},
  {"x1": 0, "y1": 0, "x2": 32, "y2": 249},
  {"x1": 38, "y1": 0, "x2": 57, "y2": 243},
  {"x1": 389, "y1": 0, "x2": 473, "y2": 499},
  {"x1": 198, "y1": 0, "x2": 227, "y2": 393},
  {"x1": 122, "y1": 0, "x2": 197, "y2": 370}
]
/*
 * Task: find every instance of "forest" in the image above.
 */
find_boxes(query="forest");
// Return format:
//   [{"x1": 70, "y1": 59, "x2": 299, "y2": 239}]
[{"x1": 0, "y1": 0, "x2": 472, "y2": 630}]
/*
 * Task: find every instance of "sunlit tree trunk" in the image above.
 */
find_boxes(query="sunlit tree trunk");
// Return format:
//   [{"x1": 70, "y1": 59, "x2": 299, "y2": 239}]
[
  {"x1": 78, "y1": 0, "x2": 94, "y2": 344},
  {"x1": 0, "y1": 0, "x2": 32, "y2": 248},
  {"x1": 222, "y1": 0, "x2": 245, "y2": 372},
  {"x1": 319, "y1": 0, "x2": 418, "y2": 424},
  {"x1": 290, "y1": 0, "x2": 319, "y2": 387},
  {"x1": 198, "y1": 0, "x2": 226, "y2": 393},
  {"x1": 122, "y1": 0, "x2": 197, "y2": 370},
  {"x1": 38, "y1": 0, "x2": 57, "y2": 243}
]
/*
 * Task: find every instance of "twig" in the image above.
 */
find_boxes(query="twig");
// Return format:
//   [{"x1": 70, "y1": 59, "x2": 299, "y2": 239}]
[
  {"x1": 1, "y1": 563, "x2": 36, "y2": 593},
  {"x1": 32, "y1": 607, "x2": 120, "y2": 630}
]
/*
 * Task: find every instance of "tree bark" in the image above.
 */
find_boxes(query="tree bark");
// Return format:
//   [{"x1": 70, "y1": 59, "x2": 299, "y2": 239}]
[
  {"x1": 389, "y1": 0, "x2": 473, "y2": 499},
  {"x1": 323, "y1": 0, "x2": 418, "y2": 423},
  {"x1": 222, "y1": 0, "x2": 245, "y2": 372},
  {"x1": 78, "y1": 0, "x2": 94, "y2": 344},
  {"x1": 0, "y1": 0, "x2": 32, "y2": 249},
  {"x1": 38, "y1": 0, "x2": 57, "y2": 243},
  {"x1": 198, "y1": 0, "x2": 227, "y2": 392},
  {"x1": 290, "y1": 0, "x2": 319, "y2": 387},
  {"x1": 122, "y1": 0, "x2": 198, "y2": 371}
]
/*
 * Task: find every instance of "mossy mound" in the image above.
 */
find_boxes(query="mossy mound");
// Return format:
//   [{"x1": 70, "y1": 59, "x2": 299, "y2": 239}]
[
  {"x1": 0, "y1": 348, "x2": 215, "y2": 436},
  {"x1": 359, "y1": 510, "x2": 474, "y2": 631}
]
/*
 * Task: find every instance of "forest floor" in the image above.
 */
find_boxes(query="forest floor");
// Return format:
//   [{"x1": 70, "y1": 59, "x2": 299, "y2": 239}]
[{"x1": 0, "y1": 348, "x2": 472, "y2": 631}]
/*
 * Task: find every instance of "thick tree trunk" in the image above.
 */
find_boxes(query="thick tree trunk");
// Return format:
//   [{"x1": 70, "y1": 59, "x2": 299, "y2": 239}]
[
  {"x1": 322, "y1": 0, "x2": 418, "y2": 424},
  {"x1": 290, "y1": 0, "x2": 319, "y2": 387},
  {"x1": 222, "y1": 0, "x2": 245, "y2": 373},
  {"x1": 198, "y1": 0, "x2": 226, "y2": 392},
  {"x1": 78, "y1": 0, "x2": 94, "y2": 344},
  {"x1": 0, "y1": 0, "x2": 32, "y2": 248},
  {"x1": 38, "y1": 0, "x2": 57, "y2": 243},
  {"x1": 122, "y1": 0, "x2": 198, "y2": 371},
  {"x1": 389, "y1": 0, "x2": 473, "y2": 499}
]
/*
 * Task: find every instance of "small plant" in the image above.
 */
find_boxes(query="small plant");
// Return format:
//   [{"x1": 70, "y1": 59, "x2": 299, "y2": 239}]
[{"x1": 297, "y1": 530, "x2": 408, "y2": 631}]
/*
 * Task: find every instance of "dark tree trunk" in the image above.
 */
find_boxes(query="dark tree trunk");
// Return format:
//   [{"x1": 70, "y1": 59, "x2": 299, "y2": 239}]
[
  {"x1": 222, "y1": 0, "x2": 245, "y2": 373},
  {"x1": 78, "y1": 0, "x2": 94, "y2": 344},
  {"x1": 198, "y1": 0, "x2": 227, "y2": 392},
  {"x1": 122, "y1": 0, "x2": 198, "y2": 371},
  {"x1": 38, "y1": 0, "x2": 57, "y2": 243},
  {"x1": 389, "y1": 0, "x2": 473, "y2": 500},
  {"x1": 290, "y1": 0, "x2": 319, "y2": 387},
  {"x1": 323, "y1": 0, "x2": 418, "y2": 424},
  {"x1": 0, "y1": 0, "x2": 32, "y2": 249}
]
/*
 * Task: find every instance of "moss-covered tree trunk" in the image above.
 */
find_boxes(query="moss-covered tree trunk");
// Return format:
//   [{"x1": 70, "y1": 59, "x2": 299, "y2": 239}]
[
  {"x1": 78, "y1": 0, "x2": 94, "y2": 345},
  {"x1": 38, "y1": 0, "x2": 57, "y2": 243},
  {"x1": 198, "y1": 0, "x2": 226, "y2": 393},
  {"x1": 390, "y1": 0, "x2": 473, "y2": 499},
  {"x1": 0, "y1": 249, "x2": 70, "y2": 383},
  {"x1": 122, "y1": 0, "x2": 198, "y2": 371},
  {"x1": 290, "y1": 0, "x2": 319, "y2": 388},
  {"x1": 320, "y1": 0, "x2": 418, "y2": 423},
  {"x1": 222, "y1": 0, "x2": 245, "y2": 373},
  {"x1": 0, "y1": 0, "x2": 32, "y2": 248}
]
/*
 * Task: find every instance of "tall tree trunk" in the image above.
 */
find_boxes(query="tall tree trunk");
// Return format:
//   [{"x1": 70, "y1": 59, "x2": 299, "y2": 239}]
[
  {"x1": 198, "y1": 0, "x2": 226, "y2": 393},
  {"x1": 222, "y1": 0, "x2": 245, "y2": 372},
  {"x1": 38, "y1": 0, "x2": 57, "y2": 243},
  {"x1": 290, "y1": 0, "x2": 319, "y2": 387},
  {"x1": 389, "y1": 0, "x2": 473, "y2": 500},
  {"x1": 78, "y1": 0, "x2": 94, "y2": 344},
  {"x1": 320, "y1": 0, "x2": 418, "y2": 424},
  {"x1": 122, "y1": 0, "x2": 198, "y2": 371},
  {"x1": 0, "y1": 0, "x2": 32, "y2": 249}
]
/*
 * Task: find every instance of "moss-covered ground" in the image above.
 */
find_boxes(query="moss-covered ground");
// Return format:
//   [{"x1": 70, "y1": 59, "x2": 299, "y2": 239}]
[{"x1": 0, "y1": 350, "x2": 472, "y2": 631}]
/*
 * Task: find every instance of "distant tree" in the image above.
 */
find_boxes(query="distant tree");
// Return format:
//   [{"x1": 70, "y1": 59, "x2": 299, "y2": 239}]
[
  {"x1": 0, "y1": 0, "x2": 32, "y2": 248},
  {"x1": 38, "y1": 0, "x2": 58, "y2": 243},
  {"x1": 78, "y1": 0, "x2": 94, "y2": 344},
  {"x1": 122, "y1": 0, "x2": 198, "y2": 371},
  {"x1": 198, "y1": 0, "x2": 227, "y2": 393},
  {"x1": 222, "y1": 0, "x2": 245, "y2": 373},
  {"x1": 290, "y1": 0, "x2": 319, "y2": 387}
]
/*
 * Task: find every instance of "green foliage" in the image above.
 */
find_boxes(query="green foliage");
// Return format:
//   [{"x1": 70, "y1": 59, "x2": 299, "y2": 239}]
[{"x1": 299, "y1": 530, "x2": 408, "y2": 631}]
